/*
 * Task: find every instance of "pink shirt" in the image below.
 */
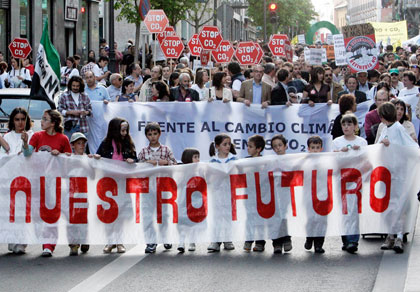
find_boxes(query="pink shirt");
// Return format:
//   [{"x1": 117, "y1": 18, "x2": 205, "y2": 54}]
[{"x1": 111, "y1": 140, "x2": 124, "y2": 161}]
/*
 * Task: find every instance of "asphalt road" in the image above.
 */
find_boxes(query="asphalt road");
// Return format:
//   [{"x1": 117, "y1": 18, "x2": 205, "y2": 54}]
[{"x1": 1, "y1": 235, "x2": 409, "y2": 292}]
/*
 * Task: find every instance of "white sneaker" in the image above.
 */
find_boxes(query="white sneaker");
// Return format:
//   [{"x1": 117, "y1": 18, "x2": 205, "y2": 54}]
[
  {"x1": 42, "y1": 248, "x2": 52, "y2": 257},
  {"x1": 223, "y1": 242, "x2": 235, "y2": 250},
  {"x1": 188, "y1": 243, "x2": 196, "y2": 251},
  {"x1": 13, "y1": 244, "x2": 26, "y2": 254},
  {"x1": 207, "y1": 242, "x2": 220, "y2": 251},
  {"x1": 243, "y1": 241, "x2": 252, "y2": 251}
]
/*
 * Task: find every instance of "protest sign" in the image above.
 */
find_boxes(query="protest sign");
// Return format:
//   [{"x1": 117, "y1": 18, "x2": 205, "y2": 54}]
[
  {"x1": 1, "y1": 145, "x2": 419, "y2": 244},
  {"x1": 333, "y1": 34, "x2": 347, "y2": 66},
  {"x1": 370, "y1": 21, "x2": 408, "y2": 49}
]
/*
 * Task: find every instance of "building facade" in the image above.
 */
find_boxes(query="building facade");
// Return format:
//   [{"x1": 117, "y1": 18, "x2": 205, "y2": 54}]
[
  {"x1": 0, "y1": 0, "x2": 100, "y2": 64},
  {"x1": 333, "y1": 0, "x2": 348, "y2": 30}
]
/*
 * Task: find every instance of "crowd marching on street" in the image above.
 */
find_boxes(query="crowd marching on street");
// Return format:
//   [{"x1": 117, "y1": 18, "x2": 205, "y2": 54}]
[{"x1": 1, "y1": 31, "x2": 420, "y2": 260}]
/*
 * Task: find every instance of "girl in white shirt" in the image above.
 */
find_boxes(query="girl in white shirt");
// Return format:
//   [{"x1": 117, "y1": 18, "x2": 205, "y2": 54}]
[
  {"x1": 6, "y1": 58, "x2": 31, "y2": 88},
  {"x1": 60, "y1": 56, "x2": 80, "y2": 87}
]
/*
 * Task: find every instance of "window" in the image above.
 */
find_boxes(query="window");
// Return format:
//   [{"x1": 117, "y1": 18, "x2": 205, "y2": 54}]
[
  {"x1": 20, "y1": 0, "x2": 31, "y2": 40},
  {"x1": 0, "y1": 9, "x2": 7, "y2": 57}
]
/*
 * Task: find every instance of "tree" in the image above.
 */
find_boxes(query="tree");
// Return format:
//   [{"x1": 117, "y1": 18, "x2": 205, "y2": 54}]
[
  {"x1": 184, "y1": 0, "x2": 214, "y2": 34},
  {"x1": 110, "y1": 0, "x2": 142, "y2": 63},
  {"x1": 247, "y1": 0, "x2": 317, "y2": 40},
  {"x1": 152, "y1": 0, "x2": 197, "y2": 27}
]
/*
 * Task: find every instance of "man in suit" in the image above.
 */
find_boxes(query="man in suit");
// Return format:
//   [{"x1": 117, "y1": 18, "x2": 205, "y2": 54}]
[
  {"x1": 324, "y1": 66, "x2": 343, "y2": 103},
  {"x1": 238, "y1": 64, "x2": 271, "y2": 108},
  {"x1": 337, "y1": 74, "x2": 367, "y2": 104},
  {"x1": 271, "y1": 68, "x2": 293, "y2": 105},
  {"x1": 356, "y1": 71, "x2": 373, "y2": 94}
]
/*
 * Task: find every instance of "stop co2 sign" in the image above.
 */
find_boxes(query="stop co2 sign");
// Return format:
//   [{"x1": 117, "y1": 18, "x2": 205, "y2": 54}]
[
  {"x1": 235, "y1": 42, "x2": 258, "y2": 65},
  {"x1": 268, "y1": 34, "x2": 290, "y2": 57},
  {"x1": 211, "y1": 40, "x2": 235, "y2": 63},
  {"x1": 160, "y1": 35, "x2": 184, "y2": 59},
  {"x1": 188, "y1": 34, "x2": 202, "y2": 57},
  {"x1": 144, "y1": 9, "x2": 169, "y2": 34},
  {"x1": 198, "y1": 26, "x2": 223, "y2": 51},
  {"x1": 157, "y1": 26, "x2": 176, "y2": 44},
  {"x1": 8, "y1": 38, "x2": 32, "y2": 59}
]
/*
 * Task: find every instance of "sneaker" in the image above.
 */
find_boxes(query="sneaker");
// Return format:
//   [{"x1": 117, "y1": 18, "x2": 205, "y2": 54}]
[
  {"x1": 341, "y1": 244, "x2": 347, "y2": 251},
  {"x1": 69, "y1": 245, "x2": 79, "y2": 256},
  {"x1": 314, "y1": 247, "x2": 325, "y2": 254},
  {"x1": 145, "y1": 244, "x2": 157, "y2": 253},
  {"x1": 178, "y1": 244, "x2": 185, "y2": 253},
  {"x1": 103, "y1": 244, "x2": 116, "y2": 254},
  {"x1": 223, "y1": 242, "x2": 235, "y2": 250},
  {"x1": 80, "y1": 245, "x2": 90, "y2": 253},
  {"x1": 207, "y1": 242, "x2": 220, "y2": 252},
  {"x1": 283, "y1": 239, "x2": 292, "y2": 252},
  {"x1": 116, "y1": 244, "x2": 126, "y2": 253},
  {"x1": 346, "y1": 243, "x2": 358, "y2": 254},
  {"x1": 164, "y1": 244, "x2": 172, "y2": 250},
  {"x1": 188, "y1": 243, "x2": 196, "y2": 251},
  {"x1": 304, "y1": 238, "x2": 313, "y2": 250},
  {"x1": 273, "y1": 245, "x2": 282, "y2": 254},
  {"x1": 393, "y1": 238, "x2": 404, "y2": 254},
  {"x1": 253, "y1": 243, "x2": 265, "y2": 252},
  {"x1": 381, "y1": 235, "x2": 395, "y2": 250},
  {"x1": 13, "y1": 244, "x2": 26, "y2": 255},
  {"x1": 42, "y1": 248, "x2": 53, "y2": 257},
  {"x1": 243, "y1": 241, "x2": 252, "y2": 251}
]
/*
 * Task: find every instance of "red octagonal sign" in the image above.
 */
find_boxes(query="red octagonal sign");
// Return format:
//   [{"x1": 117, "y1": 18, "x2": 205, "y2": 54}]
[
  {"x1": 268, "y1": 34, "x2": 289, "y2": 57},
  {"x1": 211, "y1": 40, "x2": 235, "y2": 64},
  {"x1": 188, "y1": 34, "x2": 202, "y2": 57},
  {"x1": 235, "y1": 42, "x2": 258, "y2": 65},
  {"x1": 254, "y1": 42, "x2": 264, "y2": 65},
  {"x1": 160, "y1": 35, "x2": 184, "y2": 59},
  {"x1": 144, "y1": 9, "x2": 168, "y2": 34},
  {"x1": 198, "y1": 26, "x2": 223, "y2": 51},
  {"x1": 157, "y1": 26, "x2": 176, "y2": 44},
  {"x1": 9, "y1": 38, "x2": 32, "y2": 59}
]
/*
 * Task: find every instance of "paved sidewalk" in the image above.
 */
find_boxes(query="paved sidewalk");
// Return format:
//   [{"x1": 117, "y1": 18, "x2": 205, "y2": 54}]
[{"x1": 404, "y1": 206, "x2": 420, "y2": 292}]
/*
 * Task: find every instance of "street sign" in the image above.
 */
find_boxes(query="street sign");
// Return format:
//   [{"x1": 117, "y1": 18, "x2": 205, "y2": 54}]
[
  {"x1": 269, "y1": 34, "x2": 293, "y2": 61},
  {"x1": 8, "y1": 38, "x2": 32, "y2": 59},
  {"x1": 254, "y1": 42, "x2": 264, "y2": 64},
  {"x1": 235, "y1": 42, "x2": 258, "y2": 65},
  {"x1": 188, "y1": 34, "x2": 202, "y2": 56},
  {"x1": 157, "y1": 26, "x2": 176, "y2": 44},
  {"x1": 211, "y1": 40, "x2": 234, "y2": 63},
  {"x1": 144, "y1": 9, "x2": 168, "y2": 34},
  {"x1": 198, "y1": 26, "x2": 223, "y2": 51},
  {"x1": 160, "y1": 35, "x2": 184, "y2": 59},
  {"x1": 138, "y1": 0, "x2": 151, "y2": 21},
  {"x1": 200, "y1": 50, "x2": 211, "y2": 66}
]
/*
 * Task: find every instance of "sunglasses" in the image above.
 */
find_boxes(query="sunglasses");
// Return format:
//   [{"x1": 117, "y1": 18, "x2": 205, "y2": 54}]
[
  {"x1": 390, "y1": 73, "x2": 399, "y2": 76},
  {"x1": 411, "y1": 65, "x2": 419, "y2": 69}
]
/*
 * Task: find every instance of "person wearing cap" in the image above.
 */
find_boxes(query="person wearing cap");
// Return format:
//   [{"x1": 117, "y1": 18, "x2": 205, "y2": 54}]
[
  {"x1": 66, "y1": 132, "x2": 92, "y2": 256},
  {"x1": 356, "y1": 71, "x2": 372, "y2": 95},
  {"x1": 390, "y1": 68, "x2": 404, "y2": 96}
]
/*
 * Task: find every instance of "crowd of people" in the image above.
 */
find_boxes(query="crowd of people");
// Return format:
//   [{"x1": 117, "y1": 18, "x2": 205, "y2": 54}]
[{"x1": 1, "y1": 39, "x2": 420, "y2": 257}]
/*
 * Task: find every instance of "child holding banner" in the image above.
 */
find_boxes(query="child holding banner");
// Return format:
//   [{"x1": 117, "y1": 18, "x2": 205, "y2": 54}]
[
  {"x1": 332, "y1": 113, "x2": 367, "y2": 254},
  {"x1": 177, "y1": 148, "x2": 201, "y2": 253},
  {"x1": 304, "y1": 136, "x2": 327, "y2": 254},
  {"x1": 207, "y1": 133, "x2": 237, "y2": 252},
  {"x1": 376, "y1": 102, "x2": 419, "y2": 253},
  {"x1": 96, "y1": 117, "x2": 138, "y2": 254}
]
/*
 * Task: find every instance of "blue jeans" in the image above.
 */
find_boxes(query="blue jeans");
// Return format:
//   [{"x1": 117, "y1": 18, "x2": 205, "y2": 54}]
[
  {"x1": 342, "y1": 234, "x2": 360, "y2": 246},
  {"x1": 64, "y1": 124, "x2": 81, "y2": 141}
]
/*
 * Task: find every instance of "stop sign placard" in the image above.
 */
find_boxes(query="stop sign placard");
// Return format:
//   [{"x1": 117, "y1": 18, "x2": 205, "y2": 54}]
[
  {"x1": 235, "y1": 42, "x2": 258, "y2": 65},
  {"x1": 211, "y1": 40, "x2": 235, "y2": 63},
  {"x1": 160, "y1": 35, "x2": 184, "y2": 59},
  {"x1": 157, "y1": 26, "x2": 176, "y2": 44},
  {"x1": 198, "y1": 26, "x2": 223, "y2": 51},
  {"x1": 144, "y1": 9, "x2": 168, "y2": 34},
  {"x1": 254, "y1": 42, "x2": 264, "y2": 64},
  {"x1": 200, "y1": 50, "x2": 211, "y2": 66},
  {"x1": 9, "y1": 38, "x2": 32, "y2": 59},
  {"x1": 188, "y1": 34, "x2": 202, "y2": 56},
  {"x1": 268, "y1": 34, "x2": 290, "y2": 57}
]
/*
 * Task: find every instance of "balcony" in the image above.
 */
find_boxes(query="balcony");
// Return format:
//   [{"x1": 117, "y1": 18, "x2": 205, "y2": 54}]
[{"x1": 405, "y1": 0, "x2": 420, "y2": 9}]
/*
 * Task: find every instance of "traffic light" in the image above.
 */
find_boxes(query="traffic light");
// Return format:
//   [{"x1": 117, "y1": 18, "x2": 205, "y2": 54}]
[{"x1": 269, "y1": 3, "x2": 278, "y2": 24}]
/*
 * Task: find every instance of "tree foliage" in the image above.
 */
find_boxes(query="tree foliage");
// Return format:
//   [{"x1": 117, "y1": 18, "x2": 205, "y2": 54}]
[
  {"x1": 152, "y1": 0, "x2": 197, "y2": 27},
  {"x1": 247, "y1": 0, "x2": 317, "y2": 37},
  {"x1": 184, "y1": 0, "x2": 214, "y2": 33}
]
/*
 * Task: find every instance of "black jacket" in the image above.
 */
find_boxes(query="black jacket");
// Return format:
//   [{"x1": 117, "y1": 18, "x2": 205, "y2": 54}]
[
  {"x1": 96, "y1": 140, "x2": 138, "y2": 161},
  {"x1": 169, "y1": 86, "x2": 199, "y2": 102},
  {"x1": 271, "y1": 82, "x2": 288, "y2": 105},
  {"x1": 337, "y1": 90, "x2": 367, "y2": 104}
]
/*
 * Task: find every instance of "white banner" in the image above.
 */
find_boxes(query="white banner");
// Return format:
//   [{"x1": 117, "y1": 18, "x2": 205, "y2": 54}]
[
  {"x1": 87, "y1": 101, "x2": 373, "y2": 161},
  {"x1": 1, "y1": 145, "x2": 419, "y2": 244},
  {"x1": 333, "y1": 34, "x2": 347, "y2": 66}
]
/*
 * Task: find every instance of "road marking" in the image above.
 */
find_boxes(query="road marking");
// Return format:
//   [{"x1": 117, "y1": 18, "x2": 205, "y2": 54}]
[
  {"x1": 68, "y1": 245, "x2": 148, "y2": 292},
  {"x1": 404, "y1": 208, "x2": 420, "y2": 292}
]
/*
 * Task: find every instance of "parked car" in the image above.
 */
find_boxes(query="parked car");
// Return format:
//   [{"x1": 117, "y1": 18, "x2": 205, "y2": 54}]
[{"x1": 0, "y1": 88, "x2": 56, "y2": 133}]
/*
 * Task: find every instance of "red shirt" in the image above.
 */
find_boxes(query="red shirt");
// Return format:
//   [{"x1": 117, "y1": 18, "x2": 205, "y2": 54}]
[{"x1": 29, "y1": 131, "x2": 72, "y2": 153}]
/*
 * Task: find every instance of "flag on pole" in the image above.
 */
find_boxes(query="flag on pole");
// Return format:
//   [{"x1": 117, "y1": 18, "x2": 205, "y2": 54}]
[{"x1": 30, "y1": 19, "x2": 61, "y2": 103}]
